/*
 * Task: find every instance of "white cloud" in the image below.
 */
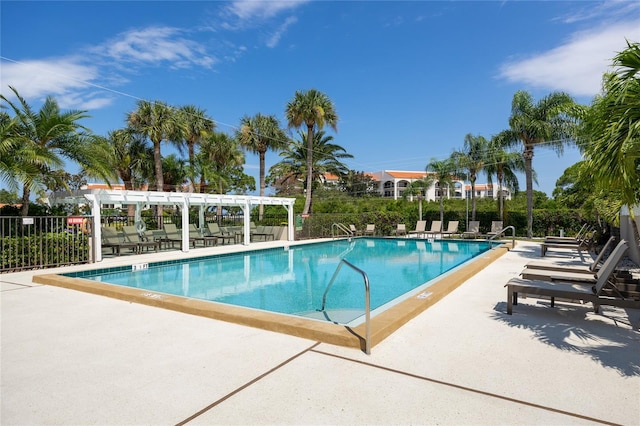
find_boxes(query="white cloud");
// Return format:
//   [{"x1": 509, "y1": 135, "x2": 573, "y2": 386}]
[
  {"x1": 498, "y1": 20, "x2": 640, "y2": 97},
  {"x1": 266, "y1": 16, "x2": 298, "y2": 48},
  {"x1": 226, "y1": 0, "x2": 309, "y2": 21},
  {"x1": 97, "y1": 27, "x2": 216, "y2": 69},
  {"x1": 0, "y1": 58, "x2": 116, "y2": 109}
]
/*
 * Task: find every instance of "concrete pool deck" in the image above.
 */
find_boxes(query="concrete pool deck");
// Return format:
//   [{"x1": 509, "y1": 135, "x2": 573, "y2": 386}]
[{"x1": 2, "y1": 239, "x2": 639, "y2": 425}]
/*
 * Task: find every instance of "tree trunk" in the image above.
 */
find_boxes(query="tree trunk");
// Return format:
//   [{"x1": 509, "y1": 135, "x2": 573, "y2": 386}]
[
  {"x1": 302, "y1": 125, "x2": 314, "y2": 215},
  {"x1": 524, "y1": 146, "x2": 534, "y2": 238},
  {"x1": 20, "y1": 186, "x2": 30, "y2": 216},
  {"x1": 188, "y1": 142, "x2": 196, "y2": 192},
  {"x1": 259, "y1": 150, "x2": 265, "y2": 220},
  {"x1": 470, "y1": 177, "x2": 476, "y2": 221},
  {"x1": 153, "y1": 139, "x2": 164, "y2": 220},
  {"x1": 498, "y1": 171, "x2": 504, "y2": 222}
]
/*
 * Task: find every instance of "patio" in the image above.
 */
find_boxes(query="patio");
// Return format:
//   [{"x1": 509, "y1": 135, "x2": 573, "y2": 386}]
[{"x1": 1, "y1": 240, "x2": 639, "y2": 425}]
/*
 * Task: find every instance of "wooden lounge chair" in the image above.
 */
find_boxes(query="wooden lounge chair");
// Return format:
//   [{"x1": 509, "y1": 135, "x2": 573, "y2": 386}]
[
  {"x1": 363, "y1": 224, "x2": 376, "y2": 236},
  {"x1": 408, "y1": 220, "x2": 427, "y2": 238},
  {"x1": 395, "y1": 224, "x2": 407, "y2": 237},
  {"x1": 462, "y1": 221, "x2": 480, "y2": 239},
  {"x1": 424, "y1": 220, "x2": 442, "y2": 238},
  {"x1": 440, "y1": 221, "x2": 459, "y2": 238},
  {"x1": 506, "y1": 240, "x2": 640, "y2": 314},
  {"x1": 101, "y1": 226, "x2": 139, "y2": 256},
  {"x1": 521, "y1": 239, "x2": 627, "y2": 283},
  {"x1": 122, "y1": 225, "x2": 159, "y2": 253},
  {"x1": 524, "y1": 236, "x2": 615, "y2": 274}
]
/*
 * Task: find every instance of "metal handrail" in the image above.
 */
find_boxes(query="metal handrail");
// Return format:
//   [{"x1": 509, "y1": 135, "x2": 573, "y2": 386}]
[
  {"x1": 331, "y1": 222, "x2": 352, "y2": 239},
  {"x1": 319, "y1": 258, "x2": 371, "y2": 354},
  {"x1": 488, "y1": 225, "x2": 516, "y2": 248}
]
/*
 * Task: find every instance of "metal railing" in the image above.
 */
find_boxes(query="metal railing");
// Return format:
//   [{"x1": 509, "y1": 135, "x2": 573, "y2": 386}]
[
  {"x1": 1, "y1": 216, "x2": 90, "y2": 273},
  {"x1": 331, "y1": 223, "x2": 352, "y2": 239},
  {"x1": 320, "y1": 258, "x2": 371, "y2": 354},
  {"x1": 488, "y1": 225, "x2": 516, "y2": 248}
]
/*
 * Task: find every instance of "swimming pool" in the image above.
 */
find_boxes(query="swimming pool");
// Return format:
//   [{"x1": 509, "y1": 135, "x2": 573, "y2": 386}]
[
  {"x1": 62, "y1": 238, "x2": 492, "y2": 323},
  {"x1": 34, "y1": 238, "x2": 509, "y2": 351}
]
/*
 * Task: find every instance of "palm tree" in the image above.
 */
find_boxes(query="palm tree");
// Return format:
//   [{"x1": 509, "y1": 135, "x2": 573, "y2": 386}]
[
  {"x1": 401, "y1": 175, "x2": 435, "y2": 221},
  {"x1": 127, "y1": 100, "x2": 182, "y2": 218},
  {"x1": 127, "y1": 100, "x2": 182, "y2": 192},
  {"x1": 198, "y1": 131, "x2": 252, "y2": 217},
  {"x1": 452, "y1": 134, "x2": 488, "y2": 221},
  {"x1": 0, "y1": 86, "x2": 112, "y2": 215},
  {"x1": 485, "y1": 131, "x2": 524, "y2": 221},
  {"x1": 100, "y1": 128, "x2": 154, "y2": 216},
  {"x1": 285, "y1": 89, "x2": 338, "y2": 215},
  {"x1": 505, "y1": 90, "x2": 577, "y2": 238},
  {"x1": 581, "y1": 41, "x2": 640, "y2": 208},
  {"x1": 179, "y1": 105, "x2": 215, "y2": 192},
  {"x1": 426, "y1": 157, "x2": 457, "y2": 224},
  {"x1": 162, "y1": 154, "x2": 187, "y2": 192},
  {"x1": 236, "y1": 113, "x2": 287, "y2": 219},
  {"x1": 268, "y1": 130, "x2": 352, "y2": 207}
]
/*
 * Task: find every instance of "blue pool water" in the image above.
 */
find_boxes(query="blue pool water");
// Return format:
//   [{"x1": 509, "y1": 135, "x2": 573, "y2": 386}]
[{"x1": 65, "y1": 238, "x2": 494, "y2": 323}]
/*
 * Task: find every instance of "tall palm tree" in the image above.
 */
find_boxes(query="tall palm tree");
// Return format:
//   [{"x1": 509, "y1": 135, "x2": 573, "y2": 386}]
[
  {"x1": 127, "y1": 100, "x2": 182, "y2": 218},
  {"x1": 179, "y1": 105, "x2": 215, "y2": 192},
  {"x1": 452, "y1": 134, "x2": 488, "y2": 221},
  {"x1": 485, "y1": 131, "x2": 524, "y2": 221},
  {"x1": 268, "y1": 130, "x2": 352, "y2": 205},
  {"x1": 426, "y1": 157, "x2": 457, "y2": 224},
  {"x1": 237, "y1": 113, "x2": 287, "y2": 219},
  {"x1": 285, "y1": 89, "x2": 338, "y2": 215},
  {"x1": 0, "y1": 86, "x2": 112, "y2": 215},
  {"x1": 505, "y1": 90, "x2": 576, "y2": 238},
  {"x1": 127, "y1": 100, "x2": 182, "y2": 192},
  {"x1": 581, "y1": 41, "x2": 640, "y2": 208}
]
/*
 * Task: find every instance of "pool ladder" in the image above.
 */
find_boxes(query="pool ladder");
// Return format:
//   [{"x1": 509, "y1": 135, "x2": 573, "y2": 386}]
[
  {"x1": 488, "y1": 226, "x2": 516, "y2": 248},
  {"x1": 331, "y1": 223, "x2": 353, "y2": 239},
  {"x1": 320, "y1": 258, "x2": 371, "y2": 354}
]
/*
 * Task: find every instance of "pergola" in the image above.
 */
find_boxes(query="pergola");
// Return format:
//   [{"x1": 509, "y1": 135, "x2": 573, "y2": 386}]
[{"x1": 49, "y1": 189, "x2": 296, "y2": 262}]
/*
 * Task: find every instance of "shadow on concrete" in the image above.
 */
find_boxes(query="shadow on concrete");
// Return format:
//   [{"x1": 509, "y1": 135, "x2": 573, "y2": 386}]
[{"x1": 491, "y1": 301, "x2": 640, "y2": 377}]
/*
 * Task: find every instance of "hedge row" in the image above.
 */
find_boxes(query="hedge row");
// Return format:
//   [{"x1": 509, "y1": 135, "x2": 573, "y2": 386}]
[
  {"x1": 296, "y1": 209, "x2": 590, "y2": 239},
  {"x1": 1, "y1": 232, "x2": 89, "y2": 272}
]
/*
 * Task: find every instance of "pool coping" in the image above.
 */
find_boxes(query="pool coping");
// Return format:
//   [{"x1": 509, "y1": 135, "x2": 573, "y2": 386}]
[{"x1": 32, "y1": 240, "x2": 513, "y2": 352}]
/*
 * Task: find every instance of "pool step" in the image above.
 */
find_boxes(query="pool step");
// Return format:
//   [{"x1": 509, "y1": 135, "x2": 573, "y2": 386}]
[{"x1": 296, "y1": 309, "x2": 364, "y2": 324}]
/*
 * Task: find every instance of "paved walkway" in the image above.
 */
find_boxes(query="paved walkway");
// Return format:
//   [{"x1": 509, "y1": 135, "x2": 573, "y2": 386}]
[{"x1": 2, "y1": 240, "x2": 639, "y2": 425}]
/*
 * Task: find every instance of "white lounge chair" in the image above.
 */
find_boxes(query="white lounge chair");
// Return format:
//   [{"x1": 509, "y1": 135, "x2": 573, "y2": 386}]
[
  {"x1": 395, "y1": 224, "x2": 407, "y2": 237},
  {"x1": 408, "y1": 220, "x2": 427, "y2": 238},
  {"x1": 440, "y1": 221, "x2": 459, "y2": 238},
  {"x1": 462, "y1": 221, "x2": 480, "y2": 239}
]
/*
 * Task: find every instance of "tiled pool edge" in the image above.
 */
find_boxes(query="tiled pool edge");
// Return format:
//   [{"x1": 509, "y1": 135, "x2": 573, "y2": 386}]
[{"x1": 32, "y1": 242, "x2": 512, "y2": 352}]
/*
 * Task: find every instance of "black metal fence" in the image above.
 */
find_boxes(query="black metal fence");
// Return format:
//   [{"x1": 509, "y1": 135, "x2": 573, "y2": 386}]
[
  {"x1": 1, "y1": 216, "x2": 90, "y2": 273},
  {"x1": 0, "y1": 212, "x2": 352, "y2": 273}
]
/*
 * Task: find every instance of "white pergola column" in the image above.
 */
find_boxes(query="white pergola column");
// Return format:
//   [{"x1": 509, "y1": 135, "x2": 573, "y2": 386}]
[
  {"x1": 87, "y1": 194, "x2": 103, "y2": 262},
  {"x1": 285, "y1": 203, "x2": 294, "y2": 241},
  {"x1": 241, "y1": 201, "x2": 250, "y2": 245},
  {"x1": 181, "y1": 199, "x2": 189, "y2": 252}
]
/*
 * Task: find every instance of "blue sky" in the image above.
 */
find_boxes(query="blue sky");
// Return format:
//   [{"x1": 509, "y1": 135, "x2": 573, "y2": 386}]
[{"x1": 2, "y1": 1, "x2": 639, "y2": 196}]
